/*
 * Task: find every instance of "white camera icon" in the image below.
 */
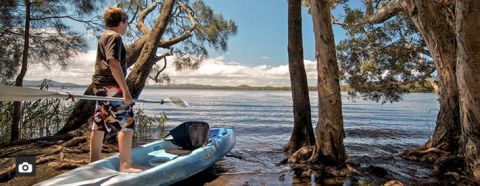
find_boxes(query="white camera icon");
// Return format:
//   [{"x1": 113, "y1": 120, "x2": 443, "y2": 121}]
[{"x1": 18, "y1": 162, "x2": 33, "y2": 173}]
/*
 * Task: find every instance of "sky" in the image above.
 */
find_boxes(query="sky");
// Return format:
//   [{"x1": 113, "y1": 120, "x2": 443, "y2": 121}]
[{"x1": 26, "y1": 0, "x2": 363, "y2": 87}]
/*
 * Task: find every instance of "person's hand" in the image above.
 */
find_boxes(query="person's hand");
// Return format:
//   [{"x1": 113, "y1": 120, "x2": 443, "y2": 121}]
[{"x1": 123, "y1": 93, "x2": 134, "y2": 106}]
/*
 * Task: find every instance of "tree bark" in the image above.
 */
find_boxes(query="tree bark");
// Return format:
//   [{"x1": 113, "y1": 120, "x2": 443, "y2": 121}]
[
  {"x1": 456, "y1": 0, "x2": 480, "y2": 178},
  {"x1": 403, "y1": 0, "x2": 461, "y2": 154},
  {"x1": 308, "y1": 0, "x2": 347, "y2": 164},
  {"x1": 284, "y1": 0, "x2": 315, "y2": 155},
  {"x1": 127, "y1": 0, "x2": 175, "y2": 99},
  {"x1": 11, "y1": 0, "x2": 31, "y2": 143}
]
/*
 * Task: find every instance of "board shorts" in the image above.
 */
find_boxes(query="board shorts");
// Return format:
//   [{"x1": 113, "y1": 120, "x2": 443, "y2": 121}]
[{"x1": 92, "y1": 84, "x2": 135, "y2": 133}]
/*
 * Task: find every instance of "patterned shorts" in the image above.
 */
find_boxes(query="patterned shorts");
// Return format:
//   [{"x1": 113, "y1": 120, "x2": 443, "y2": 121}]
[{"x1": 92, "y1": 84, "x2": 135, "y2": 133}]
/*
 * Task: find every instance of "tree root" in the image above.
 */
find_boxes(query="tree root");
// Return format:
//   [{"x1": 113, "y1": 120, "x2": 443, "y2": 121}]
[
  {"x1": 48, "y1": 162, "x2": 83, "y2": 170},
  {"x1": 102, "y1": 144, "x2": 118, "y2": 153},
  {"x1": 0, "y1": 163, "x2": 15, "y2": 181},
  {"x1": 287, "y1": 146, "x2": 314, "y2": 164},
  {"x1": 62, "y1": 136, "x2": 87, "y2": 147},
  {"x1": 399, "y1": 147, "x2": 449, "y2": 163},
  {"x1": 285, "y1": 146, "x2": 359, "y2": 184},
  {"x1": 0, "y1": 158, "x2": 12, "y2": 167},
  {"x1": 37, "y1": 156, "x2": 57, "y2": 165}
]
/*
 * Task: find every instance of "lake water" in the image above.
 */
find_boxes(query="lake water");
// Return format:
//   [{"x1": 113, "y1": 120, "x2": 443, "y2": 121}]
[{"x1": 63, "y1": 88, "x2": 439, "y2": 185}]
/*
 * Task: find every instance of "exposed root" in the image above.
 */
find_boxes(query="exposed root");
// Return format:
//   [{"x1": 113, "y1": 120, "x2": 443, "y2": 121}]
[
  {"x1": 0, "y1": 162, "x2": 15, "y2": 181},
  {"x1": 384, "y1": 180, "x2": 404, "y2": 186},
  {"x1": 399, "y1": 147, "x2": 449, "y2": 163},
  {"x1": 285, "y1": 146, "x2": 359, "y2": 184},
  {"x1": 62, "y1": 158, "x2": 88, "y2": 165},
  {"x1": 36, "y1": 156, "x2": 57, "y2": 165},
  {"x1": 287, "y1": 146, "x2": 314, "y2": 164},
  {"x1": 62, "y1": 136, "x2": 87, "y2": 147},
  {"x1": 0, "y1": 158, "x2": 12, "y2": 167},
  {"x1": 48, "y1": 162, "x2": 83, "y2": 170},
  {"x1": 102, "y1": 144, "x2": 118, "y2": 153}
]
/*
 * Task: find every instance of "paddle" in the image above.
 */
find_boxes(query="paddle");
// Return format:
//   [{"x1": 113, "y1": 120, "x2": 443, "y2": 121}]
[{"x1": 0, "y1": 85, "x2": 189, "y2": 107}]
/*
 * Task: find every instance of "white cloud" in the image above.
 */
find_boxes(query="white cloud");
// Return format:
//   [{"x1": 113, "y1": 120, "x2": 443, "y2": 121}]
[
  {"x1": 163, "y1": 56, "x2": 318, "y2": 86},
  {"x1": 26, "y1": 50, "x2": 96, "y2": 85},
  {"x1": 260, "y1": 56, "x2": 269, "y2": 60},
  {"x1": 25, "y1": 51, "x2": 319, "y2": 87}
]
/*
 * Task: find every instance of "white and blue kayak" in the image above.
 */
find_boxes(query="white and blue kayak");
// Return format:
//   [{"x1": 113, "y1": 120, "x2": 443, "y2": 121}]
[{"x1": 35, "y1": 128, "x2": 235, "y2": 186}]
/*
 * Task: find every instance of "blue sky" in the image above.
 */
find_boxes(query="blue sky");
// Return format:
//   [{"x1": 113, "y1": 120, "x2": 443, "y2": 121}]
[
  {"x1": 205, "y1": 0, "x2": 353, "y2": 66},
  {"x1": 27, "y1": 0, "x2": 365, "y2": 86}
]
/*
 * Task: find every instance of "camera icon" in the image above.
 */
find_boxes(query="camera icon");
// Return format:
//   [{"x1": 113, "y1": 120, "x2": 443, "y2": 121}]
[
  {"x1": 15, "y1": 155, "x2": 36, "y2": 176},
  {"x1": 18, "y1": 162, "x2": 33, "y2": 173}
]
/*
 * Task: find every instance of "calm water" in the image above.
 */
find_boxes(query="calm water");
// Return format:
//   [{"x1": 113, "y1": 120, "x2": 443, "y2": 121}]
[{"x1": 63, "y1": 88, "x2": 439, "y2": 185}]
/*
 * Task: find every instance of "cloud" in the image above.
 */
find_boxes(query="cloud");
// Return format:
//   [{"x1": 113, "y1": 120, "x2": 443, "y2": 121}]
[
  {"x1": 260, "y1": 56, "x2": 269, "y2": 60},
  {"x1": 163, "y1": 56, "x2": 317, "y2": 86},
  {"x1": 26, "y1": 50, "x2": 96, "y2": 85},
  {"x1": 25, "y1": 51, "x2": 318, "y2": 87}
]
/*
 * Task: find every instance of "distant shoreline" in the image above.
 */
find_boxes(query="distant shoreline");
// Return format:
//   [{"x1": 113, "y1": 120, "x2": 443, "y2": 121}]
[{"x1": 20, "y1": 79, "x2": 434, "y2": 92}]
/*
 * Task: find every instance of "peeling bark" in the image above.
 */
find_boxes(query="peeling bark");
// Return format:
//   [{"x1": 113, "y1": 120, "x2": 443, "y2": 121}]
[{"x1": 456, "y1": 0, "x2": 480, "y2": 178}]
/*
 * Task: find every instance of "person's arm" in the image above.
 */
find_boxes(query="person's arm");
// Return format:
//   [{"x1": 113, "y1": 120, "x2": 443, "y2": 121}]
[{"x1": 109, "y1": 59, "x2": 133, "y2": 105}]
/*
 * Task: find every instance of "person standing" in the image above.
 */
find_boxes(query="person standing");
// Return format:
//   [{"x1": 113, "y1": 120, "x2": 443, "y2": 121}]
[{"x1": 89, "y1": 6, "x2": 143, "y2": 173}]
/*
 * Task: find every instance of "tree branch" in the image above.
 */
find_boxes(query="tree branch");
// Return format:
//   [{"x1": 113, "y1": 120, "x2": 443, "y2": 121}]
[
  {"x1": 158, "y1": 1, "x2": 197, "y2": 48},
  {"x1": 352, "y1": 0, "x2": 404, "y2": 26},
  {"x1": 365, "y1": 0, "x2": 374, "y2": 16},
  {"x1": 331, "y1": 16, "x2": 348, "y2": 26},
  {"x1": 30, "y1": 15, "x2": 102, "y2": 27},
  {"x1": 137, "y1": 1, "x2": 158, "y2": 35},
  {"x1": 390, "y1": 66, "x2": 436, "y2": 85}
]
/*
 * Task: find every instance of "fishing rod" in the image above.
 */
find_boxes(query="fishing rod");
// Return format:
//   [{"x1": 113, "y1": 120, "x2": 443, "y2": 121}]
[{"x1": 0, "y1": 85, "x2": 189, "y2": 107}]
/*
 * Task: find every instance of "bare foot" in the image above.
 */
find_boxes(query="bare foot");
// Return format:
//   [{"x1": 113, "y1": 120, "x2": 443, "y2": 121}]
[
  {"x1": 119, "y1": 167, "x2": 144, "y2": 173},
  {"x1": 131, "y1": 164, "x2": 149, "y2": 171}
]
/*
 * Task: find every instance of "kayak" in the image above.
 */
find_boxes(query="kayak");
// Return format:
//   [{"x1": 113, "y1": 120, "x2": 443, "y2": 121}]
[{"x1": 35, "y1": 128, "x2": 235, "y2": 186}]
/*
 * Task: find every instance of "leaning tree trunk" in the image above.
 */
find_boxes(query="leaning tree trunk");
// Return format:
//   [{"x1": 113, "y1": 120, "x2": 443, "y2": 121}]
[
  {"x1": 127, "y1": 0, "x2": 175, "y2": 99},
  {"x1": 456, "y1": 0, "x2": 480, "y2": 178},
  {"x1": 284, "y1": 0, "x2": 316, "y2": 155},
  {"x1": 308, "y1": 0, "x2": 347, "y2": 164},
  {"x1": 11, "y1": 0, "x2": 31, "y2": 142},
  {"x1": 56, "y1": 0, "x2": 175, "y2": 134},
  {"x1": 403, "y1": 0, "x2": 461, "y2": 154}
]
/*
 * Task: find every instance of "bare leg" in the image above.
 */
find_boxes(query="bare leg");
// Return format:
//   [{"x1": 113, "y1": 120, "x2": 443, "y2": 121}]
[
  {"x1": 118, "y1": 130, "x2": 143, "y2": 173},
  {"x1": 89, "y1": 130, "x2": 105, "y2": 163}
]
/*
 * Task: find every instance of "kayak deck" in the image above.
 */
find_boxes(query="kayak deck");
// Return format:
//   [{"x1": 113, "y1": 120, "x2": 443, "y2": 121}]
[{"x1": 35, "y1": 128, "x2": 235, "y2": 186}]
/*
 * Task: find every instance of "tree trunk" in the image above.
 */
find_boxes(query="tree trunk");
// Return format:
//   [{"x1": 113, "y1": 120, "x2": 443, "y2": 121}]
[
  {"x1": 456, "y1": 0, "x2": 480, "y2": 178},
  {"x1": 308, "y1": 0, "x2": 347, "y2": 164},
  {"x1": 403, "y1": 0, "x2": 461, "y2": 154},
  {"x1": 11, "y1": 0, "x2": 31, "y2": 143},
  {"x1": 284, "y1": 0, "x2": 315, "y2": 154},
  {"x1": 127, "y1": 0, "x2": 175, "y2": 99}
]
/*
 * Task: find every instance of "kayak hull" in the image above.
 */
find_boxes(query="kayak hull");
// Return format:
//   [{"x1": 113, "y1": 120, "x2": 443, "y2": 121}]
[{"x1": 35, "y1": 128, "x2": 235, "y2": 186}]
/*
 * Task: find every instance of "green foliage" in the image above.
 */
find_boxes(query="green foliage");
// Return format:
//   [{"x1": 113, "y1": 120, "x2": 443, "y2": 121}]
[
  {"x1": 0, "y1": 0, "x2": 22, "y2": 84},
  {"x1": 134, "y1": 108, "x2": 167, "y2": 139},
  {"x1": 0, "y1": 0, "x2": 106, "y2": 83},
  {"x1": 336, "y1": 4, "x2": 435, "y2": 103},
  {"x1": 169, "y1": 0, "x2": 238, "y2": 71}
]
